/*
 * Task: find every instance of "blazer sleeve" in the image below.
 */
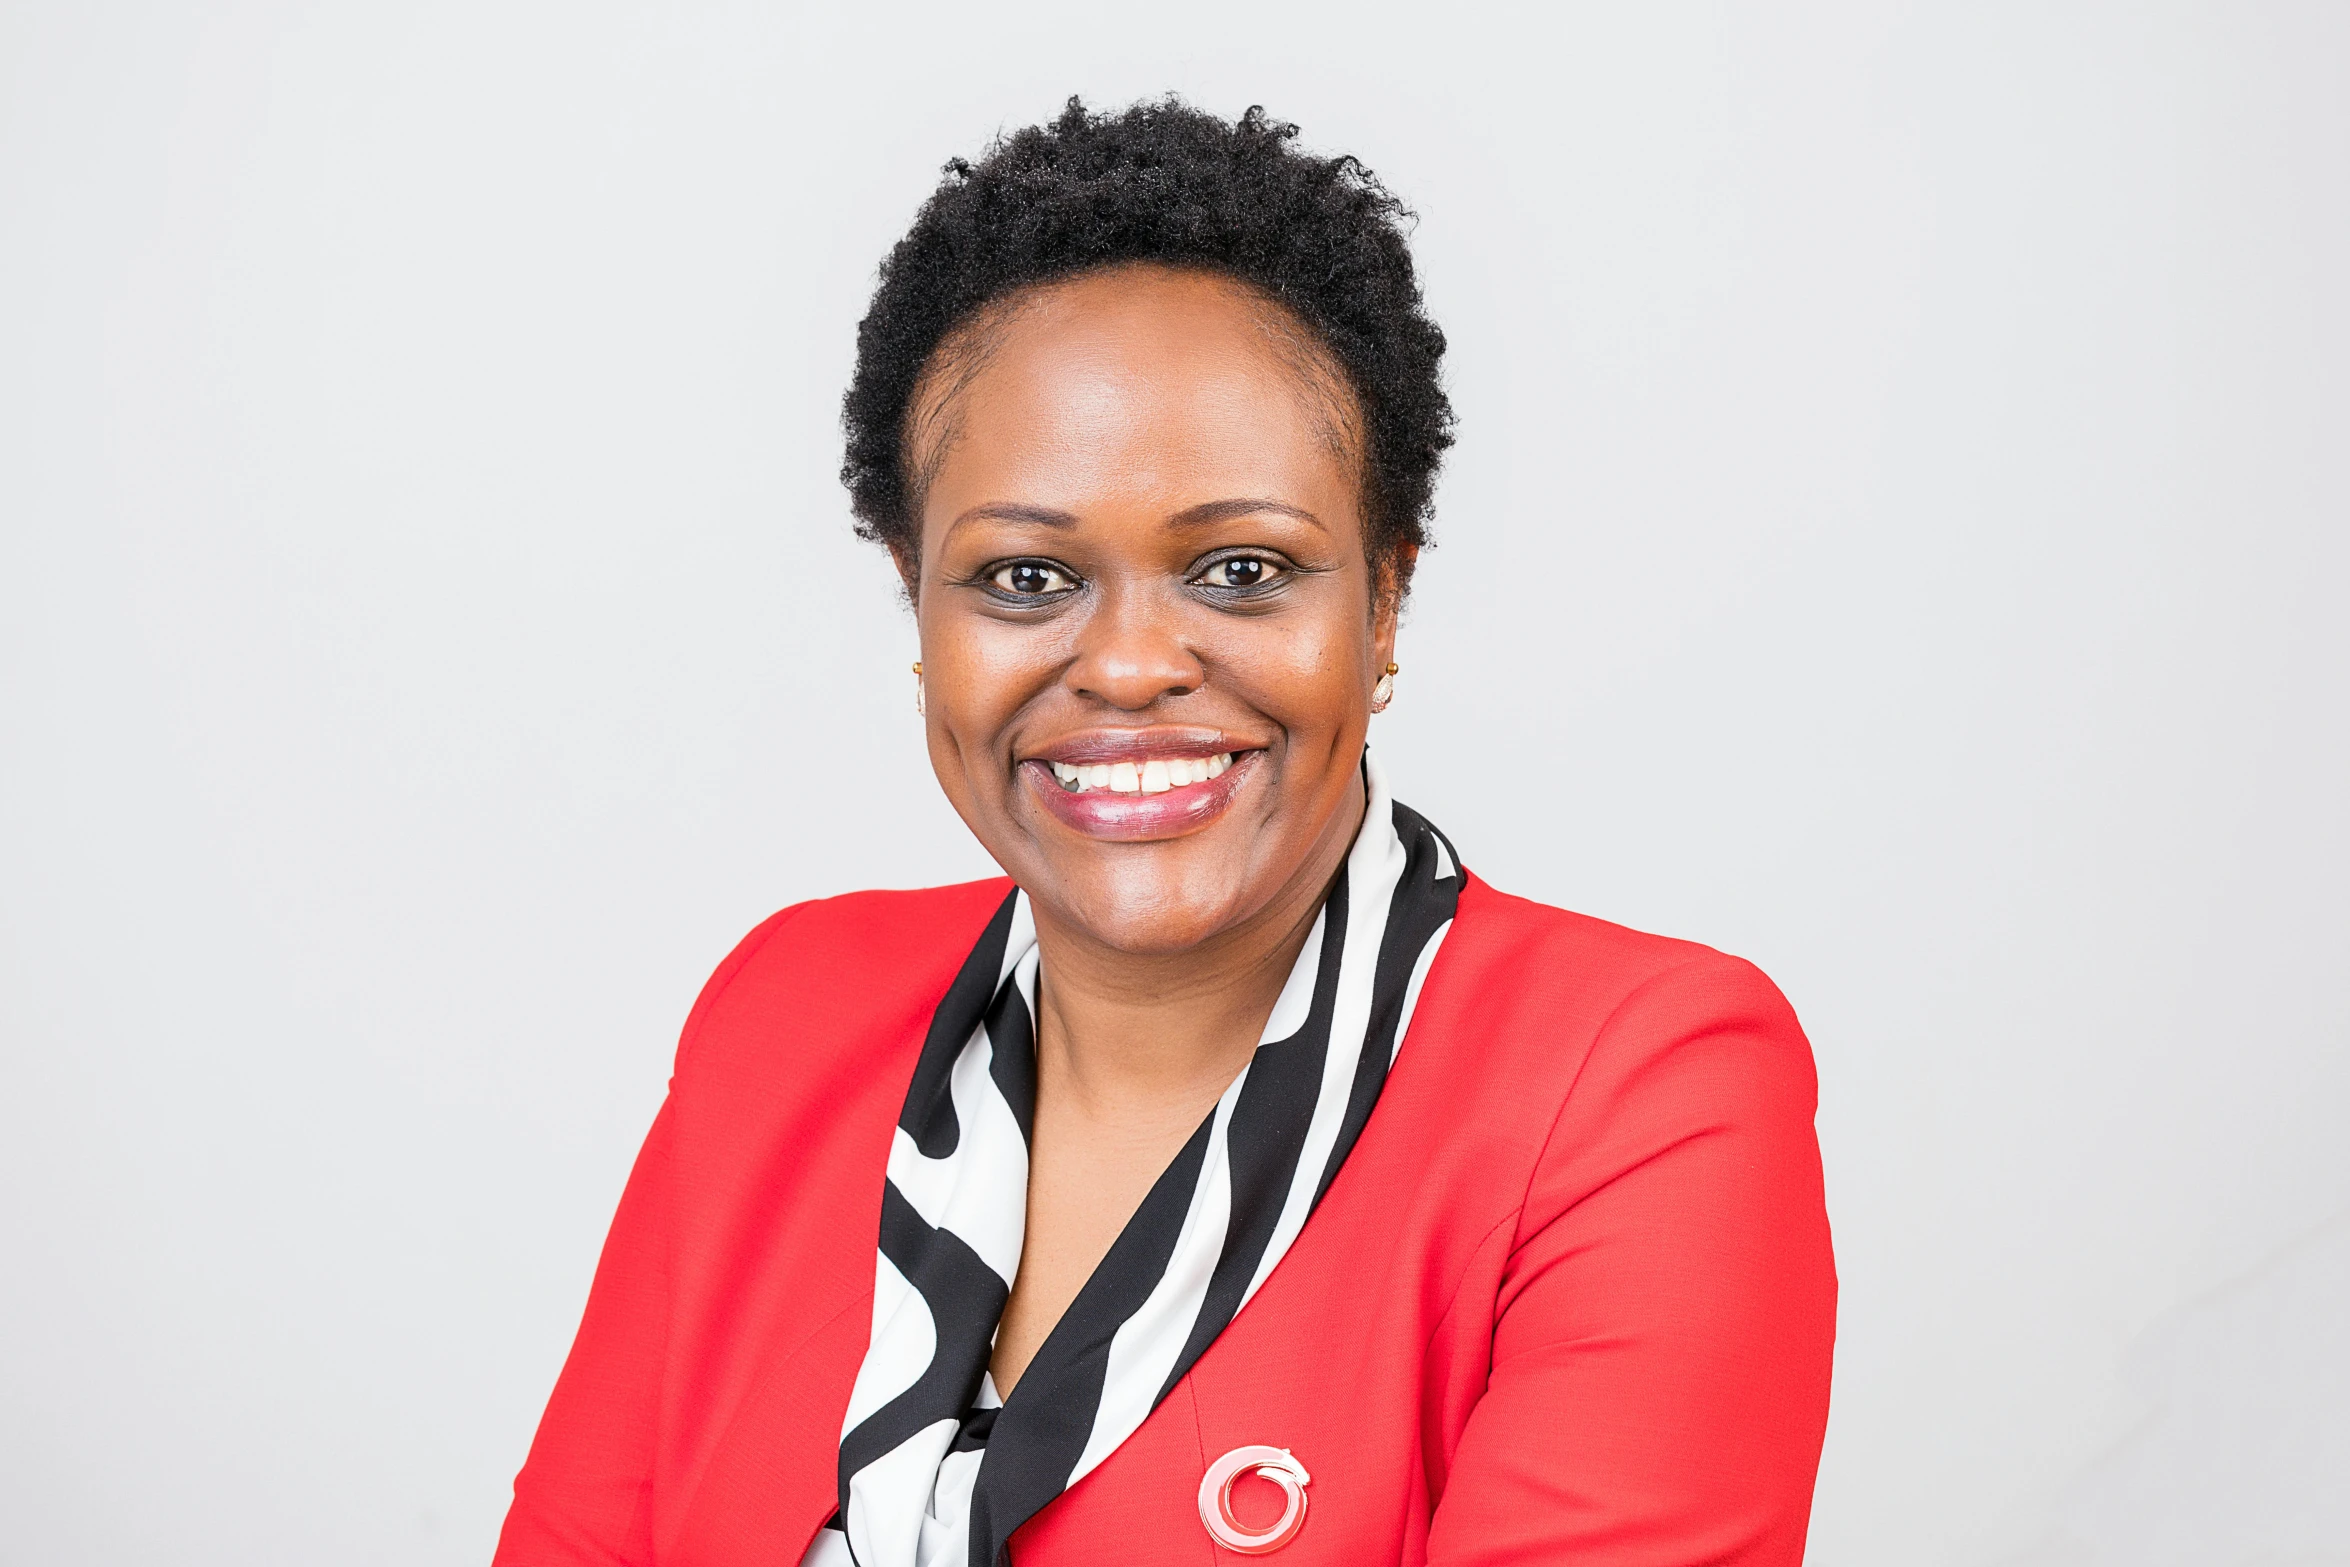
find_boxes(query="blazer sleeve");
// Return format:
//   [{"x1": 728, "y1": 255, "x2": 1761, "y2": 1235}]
[
  {"x1": 1425, "y1": 953, "x2": 1837, "y2": 1565},
  {"x1": 493, "y1": 905, "x2": 808, "y2": 1566},
  {"x1": 493, "y1": 1094, "x2": 675, "y2": 1565}
]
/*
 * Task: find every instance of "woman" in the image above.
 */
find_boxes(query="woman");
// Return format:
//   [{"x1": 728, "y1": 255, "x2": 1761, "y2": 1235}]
[{"x1": 495, "y1": 100, "x2": 1834, "y2": 1567}]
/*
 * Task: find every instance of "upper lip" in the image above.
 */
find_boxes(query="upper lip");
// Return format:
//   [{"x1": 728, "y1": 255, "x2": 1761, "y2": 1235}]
[{"x1": 1022, "y1": 727, "x2": 1261, "y2": 767}]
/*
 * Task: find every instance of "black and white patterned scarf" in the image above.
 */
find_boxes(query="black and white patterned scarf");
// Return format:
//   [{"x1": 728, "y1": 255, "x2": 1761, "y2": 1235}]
[{"x1": 802, "y1": 754, "x2": 1461, "y2": 1567}]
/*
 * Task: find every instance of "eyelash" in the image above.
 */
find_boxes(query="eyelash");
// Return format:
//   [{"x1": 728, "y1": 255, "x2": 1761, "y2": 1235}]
[
  {"x1": 972, "y1": 552, "x2": 1296, "y2": 604},
  {"x1": 1190, "y1": 552, "x2": 1290, "y2": 595},
  {"x1": 984, "y1": 560, "x2": 1079, "y2": 598}
]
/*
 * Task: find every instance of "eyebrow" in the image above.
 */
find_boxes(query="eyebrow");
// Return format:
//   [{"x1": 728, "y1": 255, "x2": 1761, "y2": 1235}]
[
  {"x1": 946, "y1": 503, "x2": 1081, "y2": 534},
  {"x1": 944, "y1": 497, "x2": 1327, "y2": 536},
  {"x1": 1169, "y1": 497, "x2": 1327, "y2": 533}
]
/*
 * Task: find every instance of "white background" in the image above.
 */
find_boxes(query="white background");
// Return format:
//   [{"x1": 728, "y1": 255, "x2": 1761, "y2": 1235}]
[{"x1": 3, "y1": 3, "x2": 2344, "y2": 1563}]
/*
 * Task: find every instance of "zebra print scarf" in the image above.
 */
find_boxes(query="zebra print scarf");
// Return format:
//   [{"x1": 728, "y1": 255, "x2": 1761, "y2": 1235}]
[{"x1": 803, "y1": 754, "x2": 1460, "y2": 1567}]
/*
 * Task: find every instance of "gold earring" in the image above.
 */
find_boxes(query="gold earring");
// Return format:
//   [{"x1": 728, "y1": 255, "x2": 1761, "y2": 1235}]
[
  {"x1": 912, "y1": 661, "x2": 925, "y2": 717},
  {"x1": 1371, "y1": 661, "x2": 1399, "y2": 713}
]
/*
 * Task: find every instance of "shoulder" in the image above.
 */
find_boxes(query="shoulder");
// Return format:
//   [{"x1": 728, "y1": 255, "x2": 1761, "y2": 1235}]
[
  {"x1": 1426, "y1": 872, "x2": 1824, "y2": 1248},
  {"x1": 1423, "y1": 871, "x2": 1816, "y2": 1152},
  {"x1": 672, "y1": 877, "x2": 1015, "y2": 1071},
  {"x1": 1442, "y1": 871, "x2": 1803, "y2": 1042}
]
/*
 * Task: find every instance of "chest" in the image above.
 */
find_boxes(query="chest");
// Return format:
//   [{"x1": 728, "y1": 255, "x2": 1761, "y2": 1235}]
[
  {"x1": 994, "y1": 1157, "x2": 1518, "y2": 1566},
  {"x1": 991, "y1": 1084, "x2": 1229, "y2": 1396},
  {"x1": 645, "y1": 887, "x2": 1558, "y2": 1567},
  {"x1": 654, "y1": 1077, "x2": 1523, "y2": 1567}
]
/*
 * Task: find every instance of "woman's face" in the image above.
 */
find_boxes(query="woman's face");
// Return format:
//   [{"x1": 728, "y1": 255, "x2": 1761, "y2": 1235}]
[{"x1": 908, "y1": 264, "x2": 1398, "y2": 958}]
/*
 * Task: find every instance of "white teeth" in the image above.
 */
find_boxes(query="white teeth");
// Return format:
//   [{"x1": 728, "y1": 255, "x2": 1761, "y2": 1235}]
[{"x1": 1043, "y1": 752, "x2": 1236, "y2": 795}]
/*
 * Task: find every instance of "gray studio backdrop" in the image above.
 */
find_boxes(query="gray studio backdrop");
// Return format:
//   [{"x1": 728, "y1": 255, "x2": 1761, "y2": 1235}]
[{"x1": 3, "y1": 3, "x2": 2344, "y2": 1564}]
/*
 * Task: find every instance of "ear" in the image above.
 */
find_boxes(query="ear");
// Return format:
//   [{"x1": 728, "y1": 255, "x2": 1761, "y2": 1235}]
[
  {"x1": 888, "y1": 541, "x2": 922, "y2": 607},
  {"x1": 1372, "y1": 543, "x2": 1417, "y2": 662}
]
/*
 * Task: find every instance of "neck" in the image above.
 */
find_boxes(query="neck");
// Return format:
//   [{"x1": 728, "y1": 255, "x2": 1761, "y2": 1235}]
[{"x1": 1025, "y1": 769, "x2": 1366, "y2": 1127}]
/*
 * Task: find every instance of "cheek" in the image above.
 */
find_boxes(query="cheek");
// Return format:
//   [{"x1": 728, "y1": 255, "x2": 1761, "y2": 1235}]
[
  {"x1": 1224, "y1": 612, "x2": 1370, "y2": 728},
  {"x1": 919, "y1": 611, "x2": 1063, "y2": 767}
]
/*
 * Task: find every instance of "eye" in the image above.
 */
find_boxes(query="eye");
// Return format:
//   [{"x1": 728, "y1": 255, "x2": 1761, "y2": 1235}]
[
  {"x1": 987, "y1": 560, "x2": 1078, "y2": 597},
  {"x1": 1197, "y1": 554, "x2": 1286, "y2": 592}
]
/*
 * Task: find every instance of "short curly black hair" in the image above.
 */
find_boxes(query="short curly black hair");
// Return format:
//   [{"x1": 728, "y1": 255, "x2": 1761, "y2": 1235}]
[{"x1": 842, "y1": 97, "x2": 1454, "y2": 594}]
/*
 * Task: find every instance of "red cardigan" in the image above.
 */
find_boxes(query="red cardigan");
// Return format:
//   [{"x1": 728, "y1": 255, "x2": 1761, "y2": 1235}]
[{"x1": 496, "y1": 873, "x2": 1835, "y2": 1565}]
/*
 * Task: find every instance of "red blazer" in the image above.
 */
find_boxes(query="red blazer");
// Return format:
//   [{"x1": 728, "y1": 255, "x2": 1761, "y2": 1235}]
[{"x1": 496, "y1": 873, "x2": 1835, "y2": 1565}]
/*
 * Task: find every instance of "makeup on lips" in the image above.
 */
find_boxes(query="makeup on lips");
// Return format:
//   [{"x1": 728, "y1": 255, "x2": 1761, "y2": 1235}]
[{"x1": 1020, "y1": 734, "x2": 1260, "y2": 840}]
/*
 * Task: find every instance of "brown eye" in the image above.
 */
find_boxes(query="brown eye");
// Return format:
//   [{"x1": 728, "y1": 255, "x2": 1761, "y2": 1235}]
[
  {"x1": 989, "y1": 561, "x2": 1077, "y2": 596},
  {"x1": 1203, "y1": 555, "x2": 1284, "y2": 591}
]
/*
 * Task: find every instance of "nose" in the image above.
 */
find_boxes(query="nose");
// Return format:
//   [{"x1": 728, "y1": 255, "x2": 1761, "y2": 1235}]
[{"x1": 1065, "y1": 587, "x2": 1202, "y2": 710}]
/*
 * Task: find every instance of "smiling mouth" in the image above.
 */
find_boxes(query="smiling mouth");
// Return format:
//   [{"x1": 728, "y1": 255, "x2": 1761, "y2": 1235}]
[{"x1": 1044, "y1": 752, "x2": 1235, "y2": 796}]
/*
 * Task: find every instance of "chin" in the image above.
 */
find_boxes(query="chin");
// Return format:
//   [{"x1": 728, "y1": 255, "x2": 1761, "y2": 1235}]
[{"x1": 1033, "y1": 859, "x2": 1271, "y2": 958}]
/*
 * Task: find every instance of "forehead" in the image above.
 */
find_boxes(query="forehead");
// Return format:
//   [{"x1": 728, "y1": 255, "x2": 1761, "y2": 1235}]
[{"x1": 913, "y1": 267, "x2": 1362, "y2": 532}]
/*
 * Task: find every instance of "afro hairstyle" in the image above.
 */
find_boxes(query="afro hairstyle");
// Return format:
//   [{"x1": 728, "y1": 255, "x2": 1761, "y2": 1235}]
[{"x1": 840, "y1": 96, "x2": 1454, "y2": 594}]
